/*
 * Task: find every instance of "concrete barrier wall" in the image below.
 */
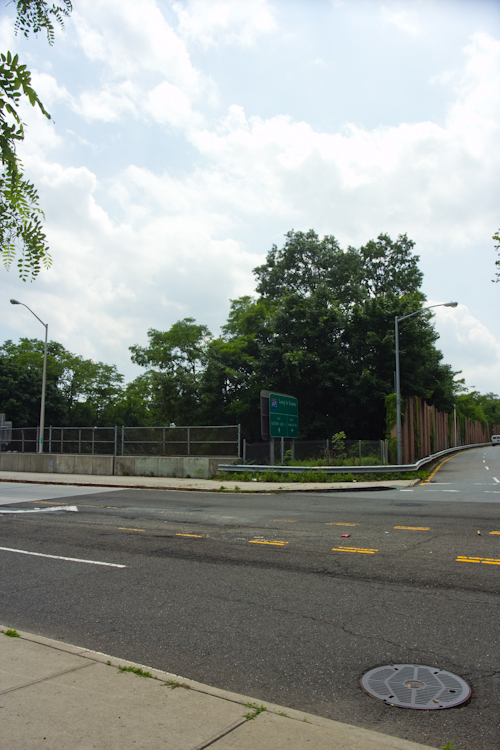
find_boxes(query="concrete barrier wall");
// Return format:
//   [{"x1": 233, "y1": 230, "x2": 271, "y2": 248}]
[{"x1": 0, "y1": 453, "x2": 235, "y2": 479}]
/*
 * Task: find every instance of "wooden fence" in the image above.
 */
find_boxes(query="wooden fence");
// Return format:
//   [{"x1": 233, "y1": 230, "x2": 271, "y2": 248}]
[{"x1": 390, "y1": 396, "x2": 500, "y2": 464}]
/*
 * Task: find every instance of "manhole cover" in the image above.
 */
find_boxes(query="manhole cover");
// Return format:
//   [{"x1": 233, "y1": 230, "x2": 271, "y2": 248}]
[{"x1": 361, "y1": 665, "x2": 471, "y2": 710}]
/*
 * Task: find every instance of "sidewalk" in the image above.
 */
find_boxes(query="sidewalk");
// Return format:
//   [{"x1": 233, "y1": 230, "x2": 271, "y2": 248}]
[
  {"x1": 0, "y1": 470, "x2": 417, "y2": 493},
  {"x1": 0, "y1": 628, "x2": 437, "y2": 750}
]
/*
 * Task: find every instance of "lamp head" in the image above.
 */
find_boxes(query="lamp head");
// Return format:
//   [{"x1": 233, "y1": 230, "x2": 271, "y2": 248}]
[
  {"x1": 10, "y1": 299, "x2": 21, "y2": 305},
  {"x1": 444, "y1": 301, "x2": 458, "y2": 308}
]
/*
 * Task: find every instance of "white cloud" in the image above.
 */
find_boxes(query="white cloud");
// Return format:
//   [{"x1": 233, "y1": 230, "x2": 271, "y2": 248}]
[
  {"x1": 381, "y1": 5, "x2": 421, "y2": 36},
  {"x1": 434, "y1": 304, "x2": 500, "y2": 393},
  {"x1": 173, "y1": 0, "x2": 277, "y2": 48}
]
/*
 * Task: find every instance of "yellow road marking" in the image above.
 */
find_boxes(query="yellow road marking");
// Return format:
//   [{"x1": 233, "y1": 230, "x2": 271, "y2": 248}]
[
  {"x1": 394, "y1": 526, "x2": 430, "y2": 531},
  {"x1": 490, "y1": 531, "x2": 500, "y2": 535},
  {"x1": 456, "y1": 556, "x2": 500, "y2": 565},
  {"x1": 118, "y1": 527, "x2": 145, "y2": 532},
  {"x1": 272, "y1": 519, "x2": 297, "y2": 522},
  {"x1": 106, "y1": 506, "x2": 119, "y2": 509},
  {"x1": 327, "y1": 522, "x2": 358, "y2": 526},
  {"x1": 176, "y1": 533, "x2": 203, "y2": 538},
  {"x1": 421, "y1": 452, "x2": 466, "y2": 483},
  {"x1": 249, "y1": 540, "x2": 288, "y2": 546},
  {"x1": 35, "y1": 501, "x2": 69, "y2": 505},
  {"x1": 331, "y1": 547, "x2": 378, "y2": 554}
]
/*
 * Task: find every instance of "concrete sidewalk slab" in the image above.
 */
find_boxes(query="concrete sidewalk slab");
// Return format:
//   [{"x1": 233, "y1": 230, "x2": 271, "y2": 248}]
[
  {"x1": 0, "y1": 470, "x2": 416, "y2": 494},
  {"x1": 0, "y1": 628, "x2": 437, "y2": 750}
]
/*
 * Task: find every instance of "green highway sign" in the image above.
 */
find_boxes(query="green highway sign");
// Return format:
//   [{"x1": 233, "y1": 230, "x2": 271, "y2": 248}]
[{"x1": 269, "y1": 393, "x2": 299, "y2": 438}]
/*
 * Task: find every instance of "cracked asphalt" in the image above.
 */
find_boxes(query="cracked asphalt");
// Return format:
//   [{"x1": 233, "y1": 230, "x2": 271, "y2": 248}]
[{"x1": 1, "y1": 446, "x2": 499, "y2": 750}]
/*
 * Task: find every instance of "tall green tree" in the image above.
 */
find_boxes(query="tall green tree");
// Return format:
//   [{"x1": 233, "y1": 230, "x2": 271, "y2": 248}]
[
  {"x1": 0, "y1": 338, "x2": 123, "y2": 426},
  {"x1": 1, "y1": 1, "x2": 72, "y2": 280},
  {"x1": 129, "y1": 319, "x2": 211, "y2": 425}
]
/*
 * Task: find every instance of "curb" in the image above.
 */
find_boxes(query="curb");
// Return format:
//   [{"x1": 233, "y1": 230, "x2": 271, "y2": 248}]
[
  {"x1": 0, "y1": 626, "x2": 438, "y2": 749},
  {"x1": 0, "y1": 475, "x2": 416, "y2": 493}
]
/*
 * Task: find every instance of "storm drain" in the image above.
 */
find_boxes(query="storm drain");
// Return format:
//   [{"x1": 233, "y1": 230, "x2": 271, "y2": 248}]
[{"x1": 361, "y1": 665, "x2": 471, "y2": 709}]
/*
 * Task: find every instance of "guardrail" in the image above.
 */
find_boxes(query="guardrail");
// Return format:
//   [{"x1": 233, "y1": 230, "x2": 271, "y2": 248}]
[{"x1": 218, "y1": 443, "x2": 486, "y2": 475}]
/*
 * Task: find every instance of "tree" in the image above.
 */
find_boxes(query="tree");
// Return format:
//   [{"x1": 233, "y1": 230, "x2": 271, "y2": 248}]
[
  {"x1": 129, "y1": 319, "x2": 212, "y2": 425},
  {"x1": 253, "y1": 229, "x2": 423, "y2": 305},
  {"x1": 0, "y1": 337, "x2": 123, "y2": 426},
  {"x1": 1, "y1": 1, "x2": 72, "y2": 280}
]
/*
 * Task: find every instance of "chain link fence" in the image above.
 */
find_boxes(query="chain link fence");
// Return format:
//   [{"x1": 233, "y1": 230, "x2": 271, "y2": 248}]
[
  {"x1": 3, "y1": 424, "x2": 240, "y2": 458},
  {"x1": 242, "y1": 438, "x2": 389, "y2": 466}
]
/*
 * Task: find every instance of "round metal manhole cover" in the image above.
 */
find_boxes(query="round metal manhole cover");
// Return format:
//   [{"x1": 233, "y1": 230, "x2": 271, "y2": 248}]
[{"x1": 361, "y1": 665, "x2": 471, "y2": 710}]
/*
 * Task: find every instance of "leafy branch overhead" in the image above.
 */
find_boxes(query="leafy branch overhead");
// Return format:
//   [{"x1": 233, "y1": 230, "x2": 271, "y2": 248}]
[{"x1": 1, "y1": 1, "x2": 73, "y2": 280}]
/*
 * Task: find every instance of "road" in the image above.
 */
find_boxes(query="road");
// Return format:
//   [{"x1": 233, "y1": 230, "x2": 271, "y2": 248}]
[{"x1": 1, "y1": 446, "x2": 499, "y2": 750}]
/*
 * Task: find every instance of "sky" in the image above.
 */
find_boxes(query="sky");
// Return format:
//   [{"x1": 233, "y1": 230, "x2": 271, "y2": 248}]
[{"x1": 2, "y1": 0, "x2": 500, "y2": 395}]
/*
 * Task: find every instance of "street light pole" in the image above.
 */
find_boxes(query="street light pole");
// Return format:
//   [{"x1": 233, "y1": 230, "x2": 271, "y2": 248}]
[
  {"x1": 10, "y1": 299, "x2": 49, "y2": 454},
  {"x1": 395, "y1": 301, "x2": 458, "y2": 465}
]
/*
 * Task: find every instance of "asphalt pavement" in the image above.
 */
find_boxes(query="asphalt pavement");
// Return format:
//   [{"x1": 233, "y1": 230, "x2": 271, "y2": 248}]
[{"x1": 1, "y1": 445, "x2": 499, "y2": 750}]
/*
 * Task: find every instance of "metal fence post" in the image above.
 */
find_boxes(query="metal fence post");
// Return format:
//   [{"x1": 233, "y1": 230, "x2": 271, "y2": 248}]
[
  {"x1": 237, "y1": 424, "x2": 241, "y2": 458},
  {"x1": 162, "y1": 426, "x2": 165, "y2": 456},
  {"x1": 359, "y1": 440, "x2": 362, "y2": 465},
  {"x1": 270, "y1": 437, "x2": 274, "y2": 466},
  {"x1": 36, "y1": 426, "x2": 39, "y2": 453},
  {"x1": 242, "y1": 438, "x2": 246, "y2": 465},
  {"x1": 114, "y1": 426, "x2": 118, "y2": 456},
  {"x1": 291, "y1": 438, "x2": 295, "y2": 461},
  {"x1": 78, "y1": 428, "x2": 81, "y2": 454},
  {"x1": 121, "y1": 425, "x2": 125, "y2": 456},
  {"x1": 22, "y1": 429, "x2": 25, "y2": 453},
  {"x1": 49, "y1": 426, "x2": 52, "y2": 454},
  {"x1": 92, "y1": 427, "x2": 94, "y2": 455},
  {"x1": 60, "y1": 427, "x2": 63, "y2": 453},
  {"x1": 281, "y1": 436, "x2": 284, "y2": 464},
  {"x1": 187, "y1": 427, "x2": 190, "y2": 456}
]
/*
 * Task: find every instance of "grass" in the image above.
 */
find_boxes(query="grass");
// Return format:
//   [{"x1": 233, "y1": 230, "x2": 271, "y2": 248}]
[
  {"x1": 164, "y1": 679, "x2": 190, "y2": 690},
  {"x1": 441, "y1": 744, "x2": 465, "y2": 750},
  {"x1": 3, "y1": 628, "x2": 20, "y2": 637},
  {"x1": 244, "y1": 702, "x2": 266, "y2": 720},
  {"x1": 214, "y1": 470, "x2": 429, "y2": 483},
  {"x1": 117, "y1": 665, "x2": 156, "y2": 679}
]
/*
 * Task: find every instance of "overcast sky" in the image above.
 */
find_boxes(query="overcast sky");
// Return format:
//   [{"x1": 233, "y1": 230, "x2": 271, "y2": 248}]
[{"x1": 2, "y1": 0, "x2": 500, "y2": 395}]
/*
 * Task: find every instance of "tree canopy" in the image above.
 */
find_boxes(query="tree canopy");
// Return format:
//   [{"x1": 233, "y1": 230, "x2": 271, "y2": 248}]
[{"x1": 1, "y1": 1, "x2": 72, "y2": 280}]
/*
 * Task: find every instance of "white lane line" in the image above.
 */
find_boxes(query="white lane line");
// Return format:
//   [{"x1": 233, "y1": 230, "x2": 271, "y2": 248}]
[
  {"x1": 494, "y1": 478, "x2": 499, "y2": 484},
  {"x1": 485, "y1": 467, "x2": 490, "y2": 470},
  {"x1": 0, "y1": 505, "x2": 78, "y2": 514},
  {"x1": 0, "y1": 547, "x2": 126, "y2": 568}
]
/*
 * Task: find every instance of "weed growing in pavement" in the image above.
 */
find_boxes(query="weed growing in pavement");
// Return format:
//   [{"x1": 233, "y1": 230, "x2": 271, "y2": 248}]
[
  {"x1": 3, "y1": 629, "x2": 20, "y2": 637},
  {"x1": 303, "y1": 718, "x2": 311, "y2": 723},
  {"x1": 244, "y1": 702, "x2": 266, "y2": 720},
  {"x1": 164, "y1": 679, "x2": 190, "y2": 690},
  {"x1": 441, "y1": 744, "x2": 465, "y2": 750},
  {"x1": 106, "y1": 660, "x2": 111, "y2": 665},
  {"x1": 118, "y1": 665, "x2": 156, "y2": 679}
]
